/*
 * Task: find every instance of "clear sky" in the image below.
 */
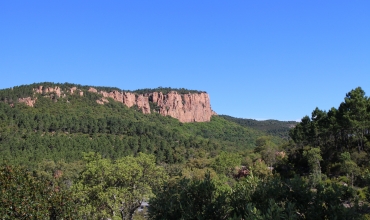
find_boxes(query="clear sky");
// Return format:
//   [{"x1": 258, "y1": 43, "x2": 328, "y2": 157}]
[{"x1": 1, "y1": 1, "x2": 369, "y2": 121}]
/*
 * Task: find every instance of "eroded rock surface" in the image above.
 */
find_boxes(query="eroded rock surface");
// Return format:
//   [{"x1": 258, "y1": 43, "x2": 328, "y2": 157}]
[
  {"x1": 18, "y1": 97, "x2": 36, "y2": 107},
  {"x1": 89, "y1": 88, "x2": 150, "y2": 113},
  {"x1": 70, "y1": 87, "x2": 84, "y2": 96},
  {"x1": 88, "y1": 88, "x2": 214, "y2": 122},
  {"x1": 17, "y1": 86, "x2": 215, "y2": 122},
  {"x1": 151, "y1": 92, "x2": 213, "y2": 122},
  {"x1": 123, "y1": 92, "x2": 137, "y2": 108},
  {"x1": 34, "y1": 86, "x2": 62, "y2": 97},
  {"x1": 88, "y1": 87, "x2": 97, "y2": 93},
  {"x1": 136, "y1": 95, "x2": 151, "y2": 114}
]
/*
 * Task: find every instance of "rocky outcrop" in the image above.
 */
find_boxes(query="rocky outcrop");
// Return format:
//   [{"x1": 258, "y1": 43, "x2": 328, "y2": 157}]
[
  {"x1": 100, "y1": 90, "x2": 122, "y2": 101},
  {"x1": 34, "y1": 86, "x2": 83, "y2": 97},
  {"x1": 88, "y1": 87, "x2": 214, "y2": 122},
  {"x1": 18, "y1": 97, "x2": 36, "y2": 107},
  {"x1": 136, "y1": 95, "x2": 151, "y2": 114},
  {"x1": 33, "y1": 86, "x2": 43, "y2": 94},
  {"x1": 14, "y1": 85, "x2": 215, "y2": 122},
  {"x1": 96, "y1": 98, "x2": 109, "y2": 105},
  {"x1": 123, "y1": 93, "x2": 136, "y2": 108},
  {"x1": 94, "y1": 89, "x2": 153, "y2": 114},
  {"x1": 34, "y1": 86, "x2": 62, "y2": 97},
  {"x1": 69, "y1": 87, "x2": 84, "y2": 96},
  {"x1": 14, "y1": 85, "x2": 86, "y2": 107},
  {"x1": 151, "y1": 92, "x2": 213, "y2": 122},
  {"x1": 70, "y1": 87, "x2": 77, "y2": 94},
  {"x1": 89, "y1": 88, "x2": 151, "y2": 114},
  {"x1": 88, "y1": 87, "x2": 98, "y2": 93}
]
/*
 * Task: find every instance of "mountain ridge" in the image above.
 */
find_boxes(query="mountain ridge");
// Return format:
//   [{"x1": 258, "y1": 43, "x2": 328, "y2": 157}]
[
  {"x1": 0, "y1": 82, "x2": 286, "y2": 168},
  {"x1": 1, "y1": 82, "x2": 214, "y2": 123},
  {"x1": 220, "y1": 115, "x2": 298, "y2": 139}
]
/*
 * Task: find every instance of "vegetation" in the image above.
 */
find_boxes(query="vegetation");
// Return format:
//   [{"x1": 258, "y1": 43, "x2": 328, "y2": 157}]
[
  {"x1": 288, "y1": 87, "x2": 370, "y2": 180},
  {"x1": 148, "y1": 87, "x2": 370, "y2": 219},
  {"x1": 0, "y1": 83, "x2": 274, "y2": 169},
  {"x1": 1, "y1": 83, "x2": 370, "y2": 219},
  {"x1": 0, "y1": 165, "x2": 78, "y2": 219},
  {"x1": 133, "y1": 87, "x2": 205, "y2": 95},
  {"x1": 0, "y1": 82, "x2": 123, "y2": 103},
  {"x1": 220, "y1": 115, "x2": 298, "y2": 140},
  {"x1": 74, "y1": 152, "x2": 167, "y2": 219},
  {"x1": 149, "y1": 172, "x2": 364, "y2": 220}
]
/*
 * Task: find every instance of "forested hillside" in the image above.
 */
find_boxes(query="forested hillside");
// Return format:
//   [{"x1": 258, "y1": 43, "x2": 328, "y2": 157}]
[
  {"x1": 0, "y1": 82, "x2": 276, "y2": 168},
  {"x1": 2, "y1": 83, "x2": 370, "y2": 219},
  {"x1": 220, "y1": 115, "x2": 298, "y2": 139}
]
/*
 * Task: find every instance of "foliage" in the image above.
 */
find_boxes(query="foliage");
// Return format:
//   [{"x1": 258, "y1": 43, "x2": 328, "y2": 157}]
[
  {"x1": 74, "y1": 152, "x2": 168, "y2": 220},
  {"x1": 149, "y1": 172, "x2": 364, "y2": 220},
  {"x1": 181, "y1": 167, "x2": 219, "y2": 181},
  {"x1": 2, "y1": 83, "x2": 370, "y2": 218},
  {"x1": 249, "y1": 160, "x2": 272, "y2": 179},
  {"x1": 303, "y1": 147, "x2": 322, "y2": 186},
  {"x1": 340, "y1": 152, "x2": 360, "y2": 187},
  {"x1": 0, "y1": 164, "x2": 78, "y2": 219},
  {"x1": 0, "y1": 82, "x2": 277, "y2": 169},
  {"x1": 254, "y1": 136, "x2": 279, "y2": 168},
  {"x1": 220, "y1": 115, "x2": 298, "y2": 140},
  {"x1": 148, "y1": 172, "x2": 230, "y2": 220},
  {"x1": 211, "y1": 151, "x2": 242, "y2": 178},
  {"x1": 289, "y1": 87, "x2": 370, "y2": 175},
  {"x1": 34, "y1": 159, "x2": 84, "y2": 189}
]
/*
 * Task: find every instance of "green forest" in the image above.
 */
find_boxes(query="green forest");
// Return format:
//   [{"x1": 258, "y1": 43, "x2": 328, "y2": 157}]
[
  {"x1": 220, "y1": 115, "x2": 298, "y2": 139},
  {"x1": 1, "y1": 83, "x2": 370, "y2": 219}
]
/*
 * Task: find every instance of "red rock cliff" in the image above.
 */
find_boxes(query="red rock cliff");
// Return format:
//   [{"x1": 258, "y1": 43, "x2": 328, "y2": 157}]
[
  {"x1": 18, "y1": 86, "x2": 214, "y2": 123},
  {"x1": 94, "y1": 89, "x2": 148, "y2": 113},
  {"x1": 151, "y1": 92, "x2": 213, "y2": 122},
  {"x1": 34, "y1": 86, "x2": 62, "y2": 97},
  {"x1": 88, "y1": 88, "x2": 214, "y2": 122}
]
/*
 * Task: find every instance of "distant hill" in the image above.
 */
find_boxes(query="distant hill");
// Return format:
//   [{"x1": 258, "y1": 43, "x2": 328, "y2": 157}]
[
  {"x1": 0, "y1": 82, "x2": 285, "y2": 168},
  {"x1": 1, "y1": 82, "x2": 213, "y2": 123},
  {"x1": 219, "y1": 115, "x2": 297, "y2": 140}
]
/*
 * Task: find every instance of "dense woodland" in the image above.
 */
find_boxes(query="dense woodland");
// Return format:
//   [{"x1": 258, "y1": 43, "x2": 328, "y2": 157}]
[
  {"x1": 1, "y1": 83, "x2": 370, "y2": 219},
  {"x1": 220, "y1": 115, "x2": 298, "y2": 139},
  {"x1": 0, "y1": 82, "x2": 275, "y2": 168}
]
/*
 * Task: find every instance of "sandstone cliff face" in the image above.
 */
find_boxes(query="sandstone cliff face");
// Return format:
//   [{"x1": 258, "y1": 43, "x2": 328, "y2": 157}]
[
  {"x1": 34, "y1": 86, "x2": 83, "y2": 98},
  {"x1": 70, "y1": 87, "x2": 77, "y2": 94},
  {"x1": 69, "y1": 87, "x2": 84, "y2": 96},
  {"x1": 136, "y1": 95, "x2": 151, "y2": 114},
  {"x1": 88, "y1": 88, "x2": 214, "y2": 122},
  {"x1": 151, "y1": 92, "x2": 213, "y2": 122},
  {"x1": 123, "y1": 93, "x2": 136, "y2": 108},
  {"x1": 34, "y1": 86, "x2": 62, "y2": 97},
  {"x1": 90, "y1": 88, "x2": 150, "y2": 114},
  {"x1": 88, "y1": 87, "x2": 98, "y2": 93},
  {"x1": 16, "y1": 86, "x2": 85, "y2": 107},
  {"x1": 15, "y1": 85, "x2": 215, "y2": 122},
  {"x1": 17, "y1": 85, "x2": 62, "y2": 107}
]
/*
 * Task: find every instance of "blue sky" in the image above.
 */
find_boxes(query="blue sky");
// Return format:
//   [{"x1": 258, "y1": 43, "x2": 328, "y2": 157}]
[{"x1": 1, "y1": 1, "x2": 369, "y2": 121}]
